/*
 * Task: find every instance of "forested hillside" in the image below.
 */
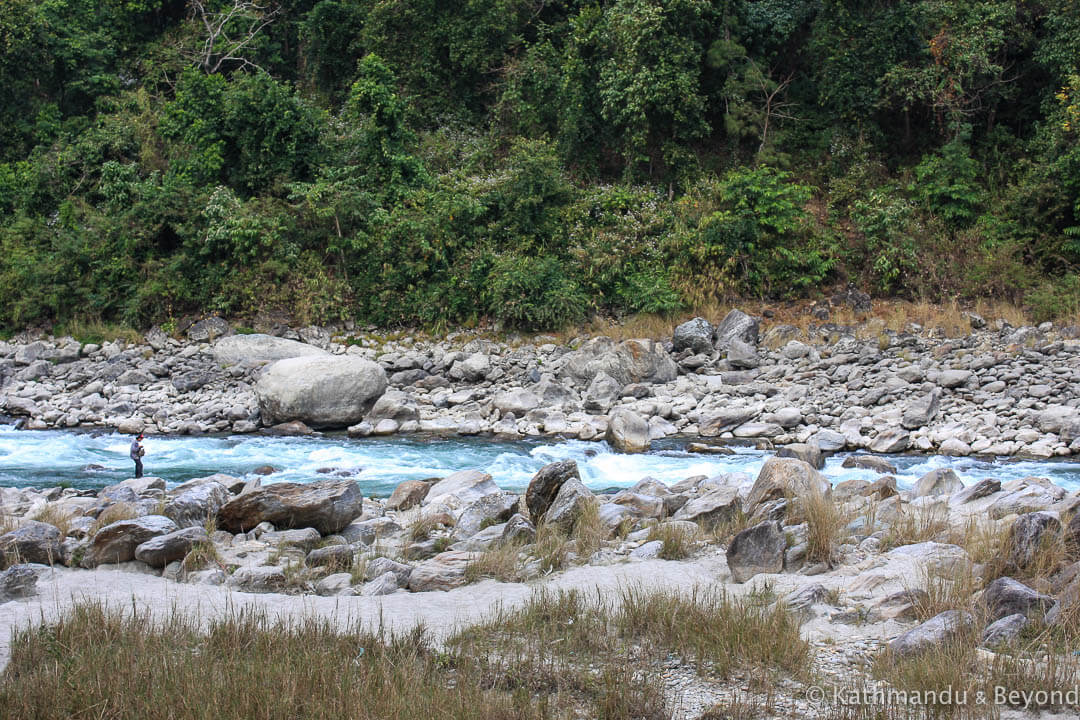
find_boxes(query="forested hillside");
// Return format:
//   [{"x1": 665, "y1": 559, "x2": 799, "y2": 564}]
[{"x1": 1, "y1": 0, "x2": 1078, "y2": 332}]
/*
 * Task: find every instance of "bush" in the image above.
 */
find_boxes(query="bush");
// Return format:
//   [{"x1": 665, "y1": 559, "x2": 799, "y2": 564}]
[{"x1": 486, "y1": 254, "x2": 587, "y2": 329}]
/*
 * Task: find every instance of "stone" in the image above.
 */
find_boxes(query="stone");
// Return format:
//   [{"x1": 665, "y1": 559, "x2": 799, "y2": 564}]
[
  {"x1": 560, "y1": 337, "x2": 677, "y2": 386},
  {"x1": 362, "y1": 571, "x2": 401, "y2": 596},
  {"x1": 869, "y1": 428, "x2": 910, "y2": 454},
  {"x1": 714, "y1": 309, "x2": 760, "y2": 352},
  {"x1": 902, "y1": 389, "x2": 942, "y2": 430},
  {"x1": 611, "y1": 491, "x2": 664, "y2": 518},
  {"x1": 630, "y1": 540, "x2": 663, "y2": 559},
  {"x1": 260, "y1": 528, "x2": 322, "y2": 550},
  {"x1": 887, "y1": 542, "x2": 972, "y2": 575},
  {"x1": 544, "y1": 478, "x2": 595, "y2": 533},
  {"x1": 227, "y1": 566, "x2": 286, "y2": 593},
  {"x1": 501, "y1": 513, "x2": 537, "y2": 544},
  {"x1": 0, "y1": 564, "x2": 38, "y2": 601},
  {"x1": 0, "y1": 521, "x2": 62, "y2": 565},
  {"x1": 726, "y1": 339, "x2": 760, "y2": 369},
  {"x1": 867, "y1": 477, "x2": 900, "y2": 500},
  {"x1": 939, "y1": 438, "x2": 972, "y2": 456},
  {"x1": 583, "y1": 372, "x2": 621, "y2": 414},
  {"x1": 255, "y1": 355, "x2": 387, "y2": 428},
  {"x1": 887, "y1": 611, "x2": 975, "y2": 658},
  {"x1": 448, "y1": 353, "x2": 490, "y2": 382},
  {"x1": 937, "y1": 369, "x2": 973, "y2": 389},
  {"x1": 982, "y1": 614, "x2": 1029, "y2": 649},
  {"x1": 133, "y1": 527, "x2": 209, "y2": 568},
  {"x1": 365, "y1": 557, "x2": 413, "y2": 586},
  {"x1": 726, "y1": 520, "x2": 785, "y2": 583},
  {"x1": 699, "y1": 405, "x2": 762, "y2": 437},
  {"x1": 164, "y1": 482, "x2": 230, "y2": 529},
  {"x1": 385, "y1": 480, "x2": 431, "y2": 511},
  {"x1": 217, "y1": 479, "x2": 364, "y2": 534},
  {"x1": 983, "y1": 577, "x2": 1054, "y2": 622},
  {"x1": 492, "y1": 389, "x2": 541, "y2": 416},
  {"x1": 812, "y1": 429, "x2": 847, "y2": 452},
  {"x1": 525, "y1": 460, "x2": 580, "y2": 524},
  {"x1": 456, "y1": 492, "x2": 519, "y2": 538},
  {"x1": 305, "y1": 544, "x2": 354, "y2": 569},
  {"x1": 84, "y1": 516, "x2": 179, "y2": 567},
  {"x1": 425, "y1": 470, "x2": 499, "y2": 508},
  {"x1": 785, "y1": 584, "x2": 831, "y2": 615},
  {"x1": 187, "y1": 317, "x2": 232, "y2": 342},
  {"x1": 913, "y1": 469, "x2": 963, "y2": 498},
  {"x1": 213, "y1": 333, "x2": 327, "y2": 366},
  {"x1": 1008, "y1": 511, "x2": 1061, "y2": 570},
  {"x1": 171, "y1": 371, "x2": 214, "y2": 393},
  {"x1": 841, "y1": 455, "x2": 898, "y2": 474},
  {"x1": 672, "y1": 317, "x2": 714, "y2": 355},
  {"x1": 365, "y1": 390, "x2": 420, "y2": 423},
  {"x1": 745, "y1": 458, "x2": 830, "y2": 514},
  {"x1": 605, "y1": 408, "x2": 650, "y2": 453},
  {"x1": 866, "y1": 590, "x2": 929, "y2": 623},
  {"x1": 778, "y1": 444, "x2": 839, "y2": 478},
  {"x1": 951, "y1": 478, "x2": 1001, "y2": 504},
  {"x1": 672, "y1": 487, "x2": 741, "y2": 528},
  {"x1": 315, "y1": 572, "x2": 355, "y2": 597},
  {"x1": 407, "y1": 551, "x2": 477, "y2": 592}
]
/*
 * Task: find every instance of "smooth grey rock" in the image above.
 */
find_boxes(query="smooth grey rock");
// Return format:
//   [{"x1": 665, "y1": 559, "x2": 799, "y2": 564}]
[
  {"x1": 714, "y1": 309, "x2": 760, "y2": 352},
  {"x1": 672, "y1": 317, "x2": 714, "y2": 354},
  {"x1": 561, "y1": 337, "x2": 677, "y2": 386},
  {"x1": 84, "y1": 516, "x2": 179, "y2": 567},
  {"x1": 606, "y1": 408, "x2": 650, "y2": 453},
  {"x1": 492, "y1": 388, "x2": 541, "y2": 416},
  {"x1": 255, "y1": 355, "x2": 387, "y2": 428},
  {"x1": 425, "y1": 470, "x2": 499, "y2": 508},
  {"x1": 673, "y1": 487, "x2": 741, "y2": 528},
  {"x1": 260, "y1": 528, "x2": 322, "y2": 550},
  {"x1": 1008, "y1": 512, "x2": 1061, "y2": 570},
  {"x1": 133, "y1": 527, "x2": 209, "y2": 568},
  {"x1": 841, "y1": 455, "x2": 898, "y2": 474},
  {"x1": 315, "y1": 572, "x2": 355, "y2": 596},
  {"x1": 213, "y1": 333, "x2": 327, "y2": 366},
  {"x1": 630, "y1": 540, "x2": 663, "y2": 559},
  {"x1": 187, "y1": 317, "x2": 232, "y2": 342},
  {"x1": 583, "y1": 372, "x2": 621, "y2": 413},
  {"x1": 544, "y1": 478, "x2": 595, "y2": 533},
  {"x1": 902, "y1": 389, "x2": 942, "y2": 430},
  {"x1": 0, "y1": 521, "x2": 62, "y2": 565},
  {"x1": 982, "y1": 614, "x2": 1029, "y2": 649},
  {"x1": 365, "y1": 557, "x2": 413, "y2": 586},
  {"x1": 217, "y1": 479, "x2": 363, "y2": 534},
  {"x1": 0, "y1": 564, "x2": 38, "y2": 601},
  {"x1": 699, "y1": 405, "x2": 762, "y2": 437},
  {"x1": 526, "y1": 460, "x2": 580, "y2": 524},
  {"x1": 983, "y1": 577, "x2": 1054, "y2": 622},
  {"x1": 456, "y1": 492, "x2": 519, "y2": 538},
  {"x1": 164, "y1": 482, "x2": 230, "y2": 529},
  {"x1": 365, "y1": 390, "x2": 420, "y2": 423},
  {"x1": 887, "y1": 611, "x2": 975, "y2": 658},
  {"x1": 726, "y1": 520, "x2": 785, "y2": 583},
  {"x1": 937, "y1": 369, "x2": 973, "y2": 389},
  {"x1": 776, "y1": 444, "x2": 824, "y2": 469},
  {"x1": 869, "y1": 428, "x2": 910, "y2": 454},
  {"x1": 385, "y1": 480, "x2": 431, "y2": 511},
  {"x1": 726, "y1": 339, "x2": 760, "y2": 369},
  {"x1": 745, "y1": 458, "x2": 830, "y2": 514},
  {"x1": 913, "y1": 469, "x2": 962, "y2": 498},
  {"x1": 305, "y1": 544, "x2": 354, "y2": 569},
  {"x1": 951, "y1": 478, "x2": 1001, "y2": 504},
  {"x1": 501, "y1": 513, "x2": 537, "y2": 544},
  {"x1": 227, "y1": 565, "x2": 286, "y2": 593},
  {"x1": 866, "y1": 590, "x2": 928, "y2": 623},
  {"x1": 362, "y1": 571, "x2": 400, "y2": 596},
  {"x1": 407, "y1": 551, "x2": 477, "y2": 592}
]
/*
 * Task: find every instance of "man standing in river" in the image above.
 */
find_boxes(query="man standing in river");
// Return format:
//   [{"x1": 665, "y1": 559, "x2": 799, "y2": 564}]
[{"x1": 130, "y1": 433, "x2": 145, "y2": 479}]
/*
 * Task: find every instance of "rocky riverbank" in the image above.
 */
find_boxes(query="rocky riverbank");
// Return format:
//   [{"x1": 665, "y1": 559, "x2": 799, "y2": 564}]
[
  {"x1": 3, "y1": 308, "x2": 1080, "y2": 459},
  {"x1": 2, "y1": 450, "x2": 1080, "y2": 717}
]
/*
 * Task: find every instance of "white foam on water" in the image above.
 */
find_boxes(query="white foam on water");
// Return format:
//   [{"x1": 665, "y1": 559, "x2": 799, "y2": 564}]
[{"x1": 1, "y1": 425, "x2": 1079, "y2": 496}]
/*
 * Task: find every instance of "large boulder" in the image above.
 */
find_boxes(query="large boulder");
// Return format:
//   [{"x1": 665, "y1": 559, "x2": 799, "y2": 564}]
[
  {"x1": 672, "y1": 317, "x2": 714, "y2": 355},
  {"x1": 492, "y1": 389, "x2": 541, "y2": 416},
  {"x1": 163, "y1": 481, "x2": 230, "y2": 529},
  {"x1": 699, "y1": 405, "x2": 762, "y2": 437},
  {"x1": 714, "y1": 309, "x2": 759, "y2": 352},
  {"x1": 583, "y1": 372, "x2": 621, "y2": 414},
  {"x1": 543, "y1": 478, "x2": 595, "y2": 533},
  {"x1": 902, "y1": 389, "x2": 942, "y2": 430},
  {"x1": 672, "y1": 487, "x2": 741, "y2": 528},
  {"x1": 561, "y1": 337, "x2": 677, "y2": 387},
  {"x1": 606, "y1": 408, "x2": 651, "y2": 453},
  {"x1": 1008, "y1": 511, "x2": 1061, "y2": 570},
  {"x1": 83, "y1": 516, "x2": 179, "y2": 567},
  {"x1": 365, "y1": 390, "x2": 420, "y2": 423},
  {"x1": 745, "y1": 458, "x2": 830, "y2": 514},
  {"x1": 726, "y1": 521, "x2": 785, "y2": 583},
  {"x1": 134, "y1": 527, "x2": 209, "y2": 568},
  {"x1": 216, "y1": 479, "x2": 363, "y2": 534},
  {"x1": 385, "y1": 480, "x2": 431, "y2": 511},
  {"x1": 407, "y1": 551, "x2": 478, "y2": 592},
  {"x1": 0, "y1": 564, "x2": 38, "y2": 601},
  {"x1": 214, "y1": 334, "x2": 327, "y2": 367},
  {"x1": 255, "y1": 355, "x2": 387, "y2": 428},
  {"x1": 525, "y1": 460, "x2": 580, "y2": 524},
  {"x1": 424, "y1": 470, "x2": 499, "y2": 508},
  {"x1": 0, "y1": 521, "x2": 62, "y2": 565},
  {"x1": 456, "y1": 492, "x2": 520, "y2": 538},
  {"x1": 913, "y1": 469, "x2": 963, "y2": 498},
  {"x1": 887, "y1": 611, "x2": 975, "y2": 658},
  {"x1": 983, "y1": 577, "x2": 1054, "y2": 622}
]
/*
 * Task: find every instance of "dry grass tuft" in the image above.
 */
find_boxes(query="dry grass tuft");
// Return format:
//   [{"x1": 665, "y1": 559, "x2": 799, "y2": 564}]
[
  {"x1": 646, "y1": 521, "x2": 699, "y2": 560},
  {"x1": 796, "y1": 490, "x2": 846, "y2": 566},
  {"x1": 31, "y1": 505, "x2": 75, "y2": 539},
  {"x1": 880, "y1": 505, "x2": 949, "y2": 551},
  {"x1": 464, "y1": 542, "x2": 524, "y2": 583},
  {"x1": 181, "y1": 541, "x2": 224, "y2": 572},
  {"x1": 90, "y1": 502, "x2": 140, "y2": 535}
]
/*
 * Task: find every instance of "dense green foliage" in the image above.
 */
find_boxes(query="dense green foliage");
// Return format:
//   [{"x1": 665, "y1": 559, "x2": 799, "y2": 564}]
[{"x1": 2, "y1": 0, "x2": 1079, "y2": 330}]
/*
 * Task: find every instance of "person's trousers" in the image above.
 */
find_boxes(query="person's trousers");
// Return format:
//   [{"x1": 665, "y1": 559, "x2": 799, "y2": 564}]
[{"x1": 134, "y1": 458, "x2": 143, "y2": 479}]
